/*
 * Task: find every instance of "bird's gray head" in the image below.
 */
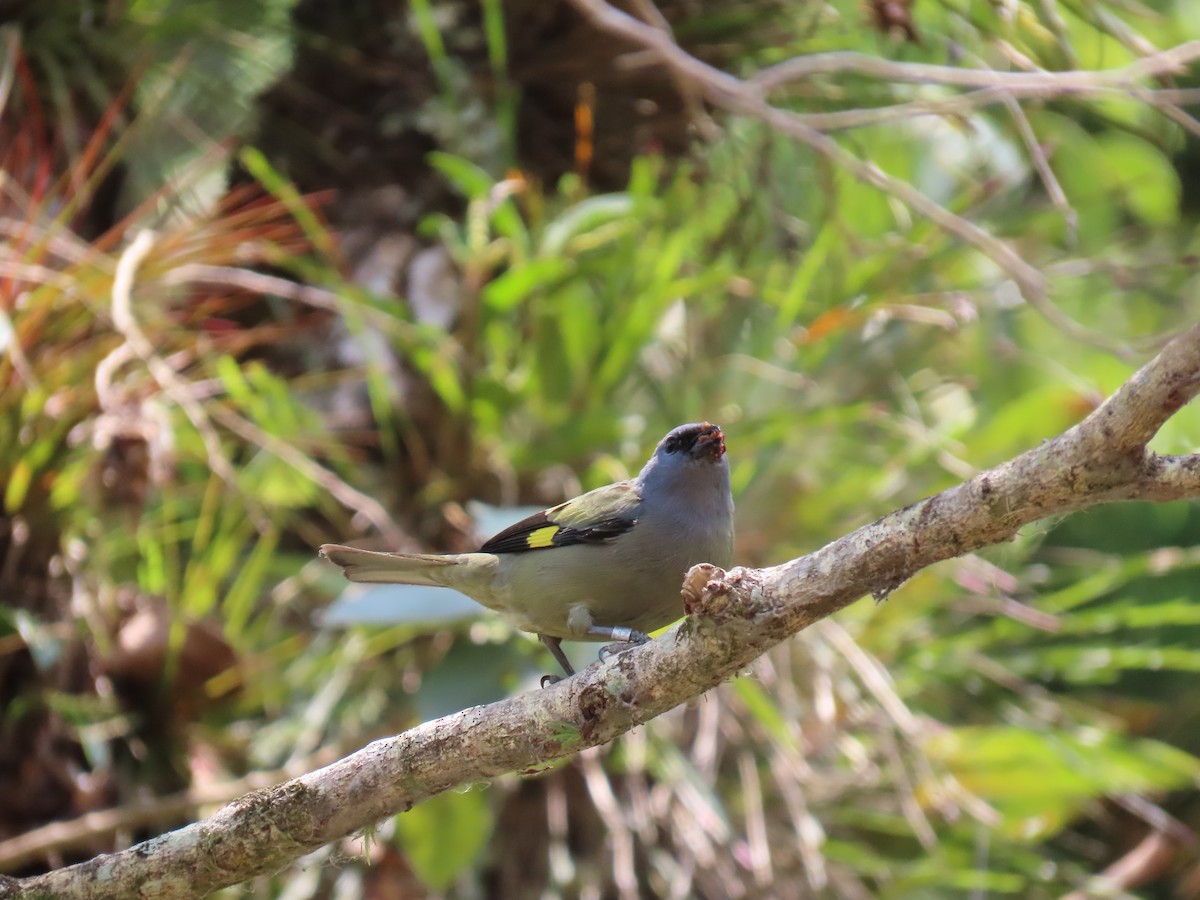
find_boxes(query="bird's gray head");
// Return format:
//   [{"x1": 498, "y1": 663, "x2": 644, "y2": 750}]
[{"x1": 638, "y1": 422, "x2": 729, "y2": 493}]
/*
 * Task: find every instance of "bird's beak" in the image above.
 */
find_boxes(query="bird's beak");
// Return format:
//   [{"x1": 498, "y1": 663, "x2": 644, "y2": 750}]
[{"x1": 692, "y1": 423, "x2": 726, "y2": 460}]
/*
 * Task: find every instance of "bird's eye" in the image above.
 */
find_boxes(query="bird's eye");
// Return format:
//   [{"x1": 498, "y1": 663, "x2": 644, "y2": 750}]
[{"x1": 664, "y1": 436, "x2": 680, "y2": 453}]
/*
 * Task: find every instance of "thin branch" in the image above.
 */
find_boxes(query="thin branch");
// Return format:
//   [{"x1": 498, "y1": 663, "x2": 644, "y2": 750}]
[
  {"x1": 1153, "y1": 99, "x2": 1200, "y2": 140},
  {"x1": 817, "y1": 619, "x2": 920, "y2": 737},
  {"x1": 991, "y1": 74, "x2": 1074, "y2": 234},
  {"x1": 751, "y1": 41, "x2": 1200, "y2": 93},
  {"x1": 0, "y1": 260, "x2": 79, "y2": 290},
  {"x1": 785, "y1": 85, "x2": 1200, "y2": 134},
  {"x1": 4, "y1": 319, "x2": 1199, "y2": 899},
  {"x1": 0, "y1": 218, "x2": 95, "y2": 268},
  {"x1": 1061, "y1": 830, "x2": 1177, "y2": 899},
  {"x1": 0, "y1": 30, "x2": 17, "y2": 123},
  {"x1": 580, "y1": 750, "x2": 640, "y2": 899},
  {"x1": 625, "y1": 0, "x2": 718, "y2": 140},
  {"x1": 161, "y1": 264, "x2": 410, "y2": 335},
  {"x1": 736, "y1": 750, "x2": 773, "y2": 886}
]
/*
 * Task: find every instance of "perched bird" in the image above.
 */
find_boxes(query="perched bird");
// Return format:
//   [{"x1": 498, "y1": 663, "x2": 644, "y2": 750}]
[{"x1": 320, "y1": 422, "x2": 734, "y2": 679}]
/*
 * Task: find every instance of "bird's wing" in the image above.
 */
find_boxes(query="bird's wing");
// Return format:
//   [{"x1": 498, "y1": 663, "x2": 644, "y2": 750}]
[{"x1": 479, "y1": 481, "x2": 642, "y2": 554}]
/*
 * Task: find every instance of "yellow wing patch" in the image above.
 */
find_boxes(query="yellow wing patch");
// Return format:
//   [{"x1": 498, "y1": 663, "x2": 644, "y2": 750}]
[{"x1": 525, "y1": 525, "x2": 561, "y2": 549}]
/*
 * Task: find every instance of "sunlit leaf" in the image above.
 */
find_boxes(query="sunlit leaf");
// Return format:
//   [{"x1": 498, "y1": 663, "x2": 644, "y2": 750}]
[
  {"x1": 481, "y1": 257, "x2": 571, "y2": 311},
  {"x1": 540, "y1": 194, "x2": 636, "y2": 257}
]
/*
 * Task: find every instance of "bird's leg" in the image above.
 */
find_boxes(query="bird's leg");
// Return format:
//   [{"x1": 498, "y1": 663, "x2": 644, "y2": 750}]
[
  {"x1": 590, "y1": 626, "x2": 651, "y2": 663},
  {"x1": 539, "y1": 634, "x2": 575, "y2": 686}
]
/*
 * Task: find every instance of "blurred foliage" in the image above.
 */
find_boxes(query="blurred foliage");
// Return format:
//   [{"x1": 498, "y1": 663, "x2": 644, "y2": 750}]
[{"x1": 2, "y1": 0, "x2": 1200, "y2": 897}]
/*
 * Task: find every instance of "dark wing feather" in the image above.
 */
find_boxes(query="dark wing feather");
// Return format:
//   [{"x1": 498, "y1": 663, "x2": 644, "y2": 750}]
[{"x1": 480, "y1": 481, "x2": 641, "y2": 554}]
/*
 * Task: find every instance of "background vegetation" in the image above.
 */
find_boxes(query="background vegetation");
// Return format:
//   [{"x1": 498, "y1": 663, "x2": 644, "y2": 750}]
[{"x1": 1, "y1": 0, "x2": 1199, "y2": 896}]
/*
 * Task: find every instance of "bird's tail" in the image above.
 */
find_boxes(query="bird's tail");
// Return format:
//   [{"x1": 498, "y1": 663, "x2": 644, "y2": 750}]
[{"x1": 319, "y1": 544, "x2": 497, "y2": 590}]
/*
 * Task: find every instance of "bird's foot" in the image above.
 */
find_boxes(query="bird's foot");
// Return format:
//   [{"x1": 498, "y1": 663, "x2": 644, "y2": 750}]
[
  {"x1": 538, "y1": 634, "x2": 576, "y2": 680},
  {"x1": 597, "y1": 628, "x2": 650, "y2": 663}
]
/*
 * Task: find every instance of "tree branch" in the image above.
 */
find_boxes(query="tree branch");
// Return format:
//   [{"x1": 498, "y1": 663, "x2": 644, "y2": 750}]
[
  {"x1": 750, "y1": 42, "x2": 1200, "y2": 93},
  {"x1": 3, "y1": 316, "x2": 1199, "y2": 897}
]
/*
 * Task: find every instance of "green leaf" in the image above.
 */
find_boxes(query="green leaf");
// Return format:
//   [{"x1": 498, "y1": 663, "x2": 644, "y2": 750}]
[
  {"x1": 1099, "y1": 133, "x2": 1180, "y2": 226},
  {"x1": 773, "y1": 222, "x2": 836, "y2": 328},
  {"x1": 730, "y1": 677, "x2": 794, "y2": 746},
  {"x1": 216, "y1": 355, "x2": 254, "y2": 408},
  {"x1": 926, "y1": 725, "x2": 1200, "y2": 838},
  {"x1": 242, "y1": 451, "x2": 318, "y2": 509},
  {"x1": 540, "y1": 194, "x2": 636, "y2": 257},
  {"x1": 1029, "y1": 645, "x2": 1200, "y2": 682},
  {"x1": 393, "y1": 788, "x2": 494, "y2": 890},
  {"x1": 1057, "y1": 596, "x2": 1200, "y2": 634},
  {"x1": 239, "y1": 146, "x2": 335, "y2": 256},
  {"x1": 428, "y1": 152, "x2": 494, "y2": 200},
  {"x1": 482, "y1": 257, "x2": 571, "y2": 311},
  {"x1": 407, "y1": 338, "x2": 467, "y2": 412},
  {"x1": 222, "y1": 527, "x2": 280, "y2": 636},
  {"x1": 4, "y1": 457, "x2": 32, "y2": 513}
]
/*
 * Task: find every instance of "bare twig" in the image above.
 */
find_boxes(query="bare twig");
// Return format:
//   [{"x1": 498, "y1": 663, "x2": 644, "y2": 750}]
[
  {"x1": 0, "y1": 29, "x2": 17, "y2": 126},
  {"x1": 0, "y1": 218, "x2": 94, "y2": 268},
  {"x1": 625, "y1": 0, "x2": 719, "y2": 140},
  {"x1": 817, "y1": 620, "x2": 919, "y2": 737},
  {"x1": 580, "y1": 750, "x2": 639, "y2": 900},
  {"x1": 621, "y1": 83, "x2": 1200, "y2": 133},
  {"x1": 161, "y1": 264, "x2": 410, "y2": 336},
  {"x1": 1061, "y1": 830, "x2": 1177, "y2": 899},
  {"x1": 767, "y1": 750, "x2": 828, "y2": 890},
  {"x1": 736, "y1": 750, "x2": 773, "y2": 887},
  {"x1": 1002, "y1": 95, "x2": 1075, "y2": 234},
  {"x1": 0, "y1": 260, "x2": 79, "y2": 291},
  {"x1": 751, "y1": 41, "x2": 1200, "y2": 92},
  {"x1": 4, "y1": 317, "x2": 1199, "y2": 899}
]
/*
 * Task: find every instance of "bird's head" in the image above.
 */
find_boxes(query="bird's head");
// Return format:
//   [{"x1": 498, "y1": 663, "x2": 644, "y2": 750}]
[
  {"x1": 639, "y1": 422, "x2": 729, "y2": 489},
  {"x1": 658, "y1": 422, "x2": 726, "y2": 462}
]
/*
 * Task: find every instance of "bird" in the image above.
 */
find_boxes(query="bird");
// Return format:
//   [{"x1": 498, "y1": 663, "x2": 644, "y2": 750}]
[{"x1": 320, "y1": 422, "x2": 734, "y2": 679}]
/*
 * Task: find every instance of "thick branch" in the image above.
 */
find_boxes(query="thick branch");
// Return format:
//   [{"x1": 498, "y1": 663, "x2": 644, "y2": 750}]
[{"x1": 3, "y1": 318, "x2": 1199, "y2": 898}]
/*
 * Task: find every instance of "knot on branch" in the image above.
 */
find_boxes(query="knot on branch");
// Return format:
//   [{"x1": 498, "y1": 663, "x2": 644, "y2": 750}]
[
  {"x1": 681, "y1": 564, "x2": 760, "y2": 622},
  {"x1": 576, "y1": 673, "x2": 642, "y2": 741},
  {"x1": 577, "y1": 682, "x2": 612, "y2": 741}
]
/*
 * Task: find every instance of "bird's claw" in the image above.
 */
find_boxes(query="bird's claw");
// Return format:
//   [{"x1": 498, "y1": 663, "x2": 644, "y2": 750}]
[{"x1": 540, "y1": 674, "x2": 562, "y2": 688}]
